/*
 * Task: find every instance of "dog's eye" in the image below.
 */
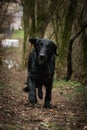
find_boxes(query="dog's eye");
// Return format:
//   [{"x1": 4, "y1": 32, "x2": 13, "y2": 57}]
[
  {"x1": 47, "y1": 44, "x2": 50, "y2": 49},
  {"x1": 38, "y1": 42, "x2": 42, "y2": 50},
  {"x1": 39, "y1": 42, "x2": 42, "y2": 46}
]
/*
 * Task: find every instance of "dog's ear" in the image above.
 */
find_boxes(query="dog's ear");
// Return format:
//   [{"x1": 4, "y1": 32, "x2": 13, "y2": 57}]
[
  {"x1": 29, "y1": 38, "x2": 37, "y2": 45},
  {"x1": 51, "y1": 42, "x2": 58, "y2": 56}
]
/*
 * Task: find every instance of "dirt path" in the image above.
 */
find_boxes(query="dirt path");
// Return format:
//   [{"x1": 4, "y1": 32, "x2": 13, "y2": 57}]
[{"x1": 0, "y1": 67, "x2": 87, "y2": 130}]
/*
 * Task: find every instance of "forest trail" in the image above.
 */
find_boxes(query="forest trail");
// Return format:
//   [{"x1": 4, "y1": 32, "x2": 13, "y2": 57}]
[{"x1": 0, "y1": 67, "x2": 87, "y2": 130}]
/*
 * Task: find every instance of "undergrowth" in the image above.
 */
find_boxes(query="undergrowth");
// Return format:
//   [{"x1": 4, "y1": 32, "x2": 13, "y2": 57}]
[{"x1": 53, "y1": 79, "x2": 87, "y2": 105}]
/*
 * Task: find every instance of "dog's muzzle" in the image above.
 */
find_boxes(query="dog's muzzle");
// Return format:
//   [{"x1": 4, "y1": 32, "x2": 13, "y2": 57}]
[{"x1": 38, "y1": 54, "x2": 46, "y2": 64}]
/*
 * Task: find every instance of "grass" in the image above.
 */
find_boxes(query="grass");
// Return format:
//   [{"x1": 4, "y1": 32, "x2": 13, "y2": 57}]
[
  {"x1": 53, "y1": 79, "x2": 81, "y2": 88},
  {"x1": 53, "y1": 79, "x2": 87, "y2": 105},
  {"x1": 12, "y1": 30, "x2": 24, "y2": 39}
]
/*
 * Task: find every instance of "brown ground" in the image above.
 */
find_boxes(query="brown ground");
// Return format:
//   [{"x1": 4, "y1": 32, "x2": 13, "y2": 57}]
[{"x1": 0, "y1": 66, "x2": 87, "y2": 130}]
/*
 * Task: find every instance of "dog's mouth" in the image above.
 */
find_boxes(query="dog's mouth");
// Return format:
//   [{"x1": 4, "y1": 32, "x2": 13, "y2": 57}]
[
  {"x1": 38, "y1": 56, "x2": 46, "y2": 64},
  {"x1": 38, "y1": 58, "x2": 45, "y2": 64}
]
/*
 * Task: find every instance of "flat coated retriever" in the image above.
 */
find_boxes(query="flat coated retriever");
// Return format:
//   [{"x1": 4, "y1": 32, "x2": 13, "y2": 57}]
[{"x1": 23, "y1": 38, "x2": 58, "y2": 108}]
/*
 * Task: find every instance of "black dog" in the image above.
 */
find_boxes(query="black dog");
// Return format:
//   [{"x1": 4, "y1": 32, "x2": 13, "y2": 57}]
[{"x1": 23, "y1": 38, "x2": 58, "y2": 108}]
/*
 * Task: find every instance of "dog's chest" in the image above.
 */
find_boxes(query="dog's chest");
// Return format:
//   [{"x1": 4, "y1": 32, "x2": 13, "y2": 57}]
[
  {"x1": 33, "y1": 63, "x2": 49, "y2": 75},
  {"x1": 37, "y1": 64, "x2": 48, "y2": 75}
]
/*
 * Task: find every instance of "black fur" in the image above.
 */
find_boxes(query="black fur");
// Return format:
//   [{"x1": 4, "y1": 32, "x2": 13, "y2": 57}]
[{"x1": 23, "y1": 38, "x2": 58, "y2": 108}]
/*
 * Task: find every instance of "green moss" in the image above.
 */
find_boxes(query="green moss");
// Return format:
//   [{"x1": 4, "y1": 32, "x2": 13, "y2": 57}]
[{"x1": 12, "y1": 30, "x2": 24, "y2": 39}]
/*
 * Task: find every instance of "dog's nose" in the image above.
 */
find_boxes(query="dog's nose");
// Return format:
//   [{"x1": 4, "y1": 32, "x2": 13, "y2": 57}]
[
  {"x1": 39, "y1": 53, "x2": 46, "y2": 64},
  {"x1": 39, "y1": 55, "x2": 44, "y2": 59},
  {"x1": 39, "y1": 53, "x2": 45, "y2": 58}
]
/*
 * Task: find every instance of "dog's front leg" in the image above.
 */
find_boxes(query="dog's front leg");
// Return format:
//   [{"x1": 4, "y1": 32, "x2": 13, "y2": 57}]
[
  {"x1": 44, "y1": 84, "x2": 52, "y2": 108},
  {"x1": 38, "y1": 85, "x2": 43, "y2": 99},
  {"x1": 28, "y1": 78, "x2": 37, "y2": 104}
]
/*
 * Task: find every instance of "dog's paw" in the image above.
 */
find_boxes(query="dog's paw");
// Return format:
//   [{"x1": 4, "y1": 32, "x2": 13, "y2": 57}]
[
  {"x1": 29, "y1": 93, "x2": 37, "y2": 104},
  {"x1": 43, "y1": 102, "x2": 51, "y2": 108}
]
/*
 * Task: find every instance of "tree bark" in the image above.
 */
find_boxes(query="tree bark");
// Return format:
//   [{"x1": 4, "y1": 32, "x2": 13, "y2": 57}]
[
  {"x1": 22, "y1": 0, "x2": 30, "y2": 67},
  {"x1": 59, "y1": 0, "x2": 77, "y2": 61},
  {"x1": 66, "y1": 23, "x2": 87, "y2": 80}
]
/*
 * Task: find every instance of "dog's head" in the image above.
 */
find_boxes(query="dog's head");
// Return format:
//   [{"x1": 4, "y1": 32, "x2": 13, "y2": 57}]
[{"x1": 29, "y1": 38, "x2": 58, "y2": 64}]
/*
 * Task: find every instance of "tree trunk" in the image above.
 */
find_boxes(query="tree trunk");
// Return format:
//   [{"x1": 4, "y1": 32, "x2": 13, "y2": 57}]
[
  {"x1": 22, "y1": 1, "x2": 30, "y2": 67},
  {"x1": 59, "y1": 0, "x2": 77, "y2": 62},
  {"x1": 36, "y1": 0, "x2": 50, "y2": 37},
  {"x1": 66, "y1": 23, "x2": 87, "y2": 80},
  {"x1": 29, "y1": 0, "x2": 36, "y2": 37}
]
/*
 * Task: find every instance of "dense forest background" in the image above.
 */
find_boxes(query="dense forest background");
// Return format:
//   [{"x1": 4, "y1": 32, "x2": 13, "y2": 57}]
[{"x1": 0, "y1": 0, "x2": 87, "y2": 83}]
